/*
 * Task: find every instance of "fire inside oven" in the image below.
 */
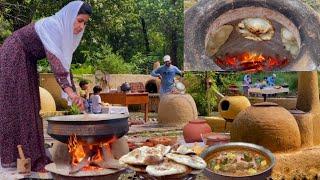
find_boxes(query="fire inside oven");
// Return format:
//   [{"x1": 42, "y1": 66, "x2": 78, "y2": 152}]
[
  {"x1": 205, "y1": 16, "x2": 299, "y2": 72},
  {"x1": 184, "y1": 1, "x2": 320, "y2": 72}
]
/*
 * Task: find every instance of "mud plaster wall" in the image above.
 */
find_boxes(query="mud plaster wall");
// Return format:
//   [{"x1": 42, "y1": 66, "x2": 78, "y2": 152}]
[
  {"x1": 248, "y1": 97, "x2": 297, "y2": 110},
  {"x1": 296, "y1": 71, "x2": 320, "y2": 145},
  {"x1": 40, "y1": 73, "x2": 155, "y2": 110},
  {"x1": 293, "y1": 112, "x2": 313, "y2": 147}
]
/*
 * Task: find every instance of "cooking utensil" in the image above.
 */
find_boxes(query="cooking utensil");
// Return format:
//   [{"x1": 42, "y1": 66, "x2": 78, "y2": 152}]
[
  {"x1": 173, "y1": 77, "x2": 186, "y2": 94},
  {"x1": 200, "y1": 142, "x2": 275, "y2": 180},
  {"x1": 201, "y1": 132, "x2": 230, "y2": 146},
  {"x1": 47, "y1": 114, "x2": 129, "y2": 144},
  {"x1": 17, "y1": 145, "x2": 31, "y2": 174}
]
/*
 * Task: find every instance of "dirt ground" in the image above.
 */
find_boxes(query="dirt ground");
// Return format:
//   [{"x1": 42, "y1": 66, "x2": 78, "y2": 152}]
[{"x1": 272, "y1": 146, "x2": 320, "y2": 179}]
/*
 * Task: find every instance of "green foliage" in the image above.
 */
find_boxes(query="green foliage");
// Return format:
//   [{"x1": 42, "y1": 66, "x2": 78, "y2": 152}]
[
  {"x1": 0, "y1": 15, "x2": 12, "y2": 42},
  {"x1": 83, "y1": 44, "x2": 136, "y2": 74},
  {"x1": 71, "y1": 63, "x2": 94, "y2": 75},
  {"x1": 68, "y1": 104, "x2": 81, "y2": 115},
  {"x1": 0, "y1": 0, "x2": 184, "y2": 71},
  {"x1": 129, "y1": 52, "x2": 162, "y2": 74},
  {"x1": 184, "y1": 72, "x2": 218, "y2": 116},
  {"x1": 215, "y1": 73, "x2": 242, "y2": 95},
  {"x1": 274, "y1": 72, "x2": 298, "y2": 94},
  {"x1": 37, "y1": 59, "x2": 52, "y2": 73}
]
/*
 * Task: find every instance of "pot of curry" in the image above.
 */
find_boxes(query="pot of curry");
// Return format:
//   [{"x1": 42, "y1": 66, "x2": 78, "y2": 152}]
[{"x1": 200, "y1": 142, "x2": 275, "y2": 180}]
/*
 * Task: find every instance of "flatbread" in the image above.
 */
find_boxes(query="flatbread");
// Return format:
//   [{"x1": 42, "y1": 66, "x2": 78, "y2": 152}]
[
  {"x1": 126, "y1": 164, "x2": 147, "y2": 172},
  {"x1": 173, "y1": 145, "x2": 195, "y2": 155},
  {"x1": 154, "y1": 144, "x2": 171, "y2": 155},
  {"x1": 205, "y1": 25, "x2": 234, "y2": 57},
  {"x1": 119, "y1": 145, "x2": 170, "y2": 165},
  {"x1": 146, "y1": 159, "x2": 188, "y2": 177},
  {"x1": 165, "y1": 153, "x2": 207, "y2": 170}
]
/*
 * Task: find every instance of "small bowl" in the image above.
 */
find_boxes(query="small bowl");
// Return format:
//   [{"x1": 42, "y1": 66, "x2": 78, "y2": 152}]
[{"x1": 201, "y1": 132, "x2": 230, "y2": 146}]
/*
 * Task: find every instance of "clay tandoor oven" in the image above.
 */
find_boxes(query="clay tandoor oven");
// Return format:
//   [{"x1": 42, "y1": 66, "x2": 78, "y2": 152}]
[{"x1": 184, "y1": 0, "x2": 320, "y2": 72}]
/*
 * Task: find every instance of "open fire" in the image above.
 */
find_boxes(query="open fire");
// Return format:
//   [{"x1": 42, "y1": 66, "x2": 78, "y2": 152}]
[
  {"x1": 67, "y1": 135, "x2": 122, "y2": 174},
  {"x1": 215, "y1": 52, "x2": 289, "y2": 72}
]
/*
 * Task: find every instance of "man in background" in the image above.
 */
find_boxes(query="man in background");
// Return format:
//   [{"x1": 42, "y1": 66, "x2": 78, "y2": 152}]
[{"x1": 151, "y1": 55, "x2": 183, "y2": 96}]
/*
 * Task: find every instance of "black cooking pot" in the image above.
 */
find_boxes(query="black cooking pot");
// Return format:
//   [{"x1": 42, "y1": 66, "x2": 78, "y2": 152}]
[
  {"x1": 47, "y1": 114, "x2": 129, "y2": 144},
  {"x1": 121, "y1": 82, "x2": 131, "y2": 92}
]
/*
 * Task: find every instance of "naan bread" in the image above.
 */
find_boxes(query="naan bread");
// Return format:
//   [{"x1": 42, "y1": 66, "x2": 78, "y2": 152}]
[
  {"x1": 119, "y1": 145, "x2": 171, "y2": 165},
  {"x1": 165, "y1": 153, "x2": 207, "y2": 170},
  {"x1": 173, "y1": 145, "x2": 195, "y2": 155},
  {"x1": 146, "y1": 159, "x2": 188, "y2": 177},
  {"x1": 155, "y1": 144, "x2": 171, "y2": 155},
  {"x1": 126, "y1": 164, "x2": 147, "y2": 172},
  {"x1": 205, "y1": 25, "x2": 233, "y2": 57},
  {"x1": 238, "y1": 18, "x2": 274, "y2": 41}
]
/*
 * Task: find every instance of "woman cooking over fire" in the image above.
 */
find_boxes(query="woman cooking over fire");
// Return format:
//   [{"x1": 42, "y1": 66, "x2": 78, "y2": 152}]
[{"x1": 0, "y1": 1, "x2": 92, "y2": 171}]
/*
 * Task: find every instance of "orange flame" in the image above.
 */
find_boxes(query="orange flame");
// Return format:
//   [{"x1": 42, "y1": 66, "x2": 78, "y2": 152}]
[
  {"x1": 68, "y1": 135, "x2": 118, "y2": 171},
  {"x1": 215, "y1": 52, "x2": 288, "y2": 72}
]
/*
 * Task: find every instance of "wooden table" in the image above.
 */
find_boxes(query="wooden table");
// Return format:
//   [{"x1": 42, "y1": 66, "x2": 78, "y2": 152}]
[
  {"x1": 100, "y1": 92, "x2": 149, "y2": 122},
  {"x1": 249, "y1": 87, "x2": 289, "y2": 101}
]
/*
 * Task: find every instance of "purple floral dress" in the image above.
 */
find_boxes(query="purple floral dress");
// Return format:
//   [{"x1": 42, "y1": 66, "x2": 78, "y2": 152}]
[{"x1": 0, "y1": 23, "x2": 73, "y2": 171}]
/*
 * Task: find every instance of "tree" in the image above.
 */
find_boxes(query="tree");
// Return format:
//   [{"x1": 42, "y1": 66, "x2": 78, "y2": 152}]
[{"x1": 0, "y1": 0, "x2": 184, "y2": 74}]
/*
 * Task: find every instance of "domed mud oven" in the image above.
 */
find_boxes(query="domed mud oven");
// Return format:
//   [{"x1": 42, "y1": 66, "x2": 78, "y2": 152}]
[
  {"x1": 230, "y1": 71, "x2": 320, "y2": 152},
  {"x1": 184, "y1": 0, "x2": 320, "y2": 72},
  {"x1": 231, "y1": 102, "x2": 301, "y2": 152}
]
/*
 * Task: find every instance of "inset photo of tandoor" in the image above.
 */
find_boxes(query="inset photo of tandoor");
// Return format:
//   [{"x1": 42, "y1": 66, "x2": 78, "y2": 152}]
[{"x1": 184, "y1": 0, "x2": 320, "y2": 72}]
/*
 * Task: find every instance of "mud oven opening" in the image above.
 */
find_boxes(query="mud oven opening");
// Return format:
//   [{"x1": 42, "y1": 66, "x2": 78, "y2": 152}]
[
  {"x1": 184, "y1": 0, "x2": 320, "y2": 72},
  {"x1": 145, "y1": 79, "x2": 159, "y2": 93}
]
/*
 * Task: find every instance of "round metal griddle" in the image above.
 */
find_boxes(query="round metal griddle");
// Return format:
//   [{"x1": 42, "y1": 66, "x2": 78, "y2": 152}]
[{"x1": 47, "y1": 114, "x2": 129, "y2": 144}]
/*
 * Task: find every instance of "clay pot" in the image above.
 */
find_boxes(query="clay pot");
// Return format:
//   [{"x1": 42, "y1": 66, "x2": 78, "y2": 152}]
[
  {"x1": 183, "y1": 119, "x2": 212, "y2": 143},
  {"x1": 218, "y1": 96, "x2": 251, "y2": 121}
]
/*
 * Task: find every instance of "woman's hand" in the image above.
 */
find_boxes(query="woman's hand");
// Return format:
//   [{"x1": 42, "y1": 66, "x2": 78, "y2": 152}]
[
  {"x1": 69, "y1": 93, "x2": 85, "y2": 110},
  {"x1": 64, "y1": 87, "x2": 85, "y2": 111}
]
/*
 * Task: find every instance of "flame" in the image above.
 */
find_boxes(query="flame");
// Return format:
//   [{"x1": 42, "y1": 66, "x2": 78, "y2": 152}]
[
  {"x1": 215, "y1": 52, "x2": 289, "y2": 72},
  {"x1": 67, "y1": 135, "x2": 117, "y2": 171}
]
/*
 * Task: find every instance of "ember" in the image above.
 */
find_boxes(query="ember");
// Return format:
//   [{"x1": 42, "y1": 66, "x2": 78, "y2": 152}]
[
  {"x1": 215, "y1": 52, "x2": 288, "y2": 72},
  {"x1": 67, "y1": 135, "x2": 122, "y2": 174}
]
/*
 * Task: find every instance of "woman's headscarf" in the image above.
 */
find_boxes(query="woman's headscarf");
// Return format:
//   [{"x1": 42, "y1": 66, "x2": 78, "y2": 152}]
[
  {"x1": 35, "y1": 1, "x2": 84, "y2": 72},
  {"x1": 35, "y1": 1, "x2": 85, "y2": 102}
]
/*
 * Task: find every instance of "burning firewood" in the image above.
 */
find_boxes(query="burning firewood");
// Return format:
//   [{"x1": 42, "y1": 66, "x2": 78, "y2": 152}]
[
  {"x1": 91, "y1": 143, "x2": 124, "y2": 170},
  {"x1": 69, "y1": 154, "x2": 91, "y2": 174},
  {"x1": 68, "y1": 134, "x2": 124, "y2": 174}
]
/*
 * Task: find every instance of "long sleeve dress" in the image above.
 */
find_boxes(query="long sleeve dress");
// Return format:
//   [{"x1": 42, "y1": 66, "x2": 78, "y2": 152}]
[{"x1": 0, "y1": 23, "x2": 74, "y2": 171}]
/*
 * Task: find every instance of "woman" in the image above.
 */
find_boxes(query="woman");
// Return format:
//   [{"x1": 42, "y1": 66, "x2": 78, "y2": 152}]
[{"x1": 0, "y1": 1, "x2": 92, "y2": 171}]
